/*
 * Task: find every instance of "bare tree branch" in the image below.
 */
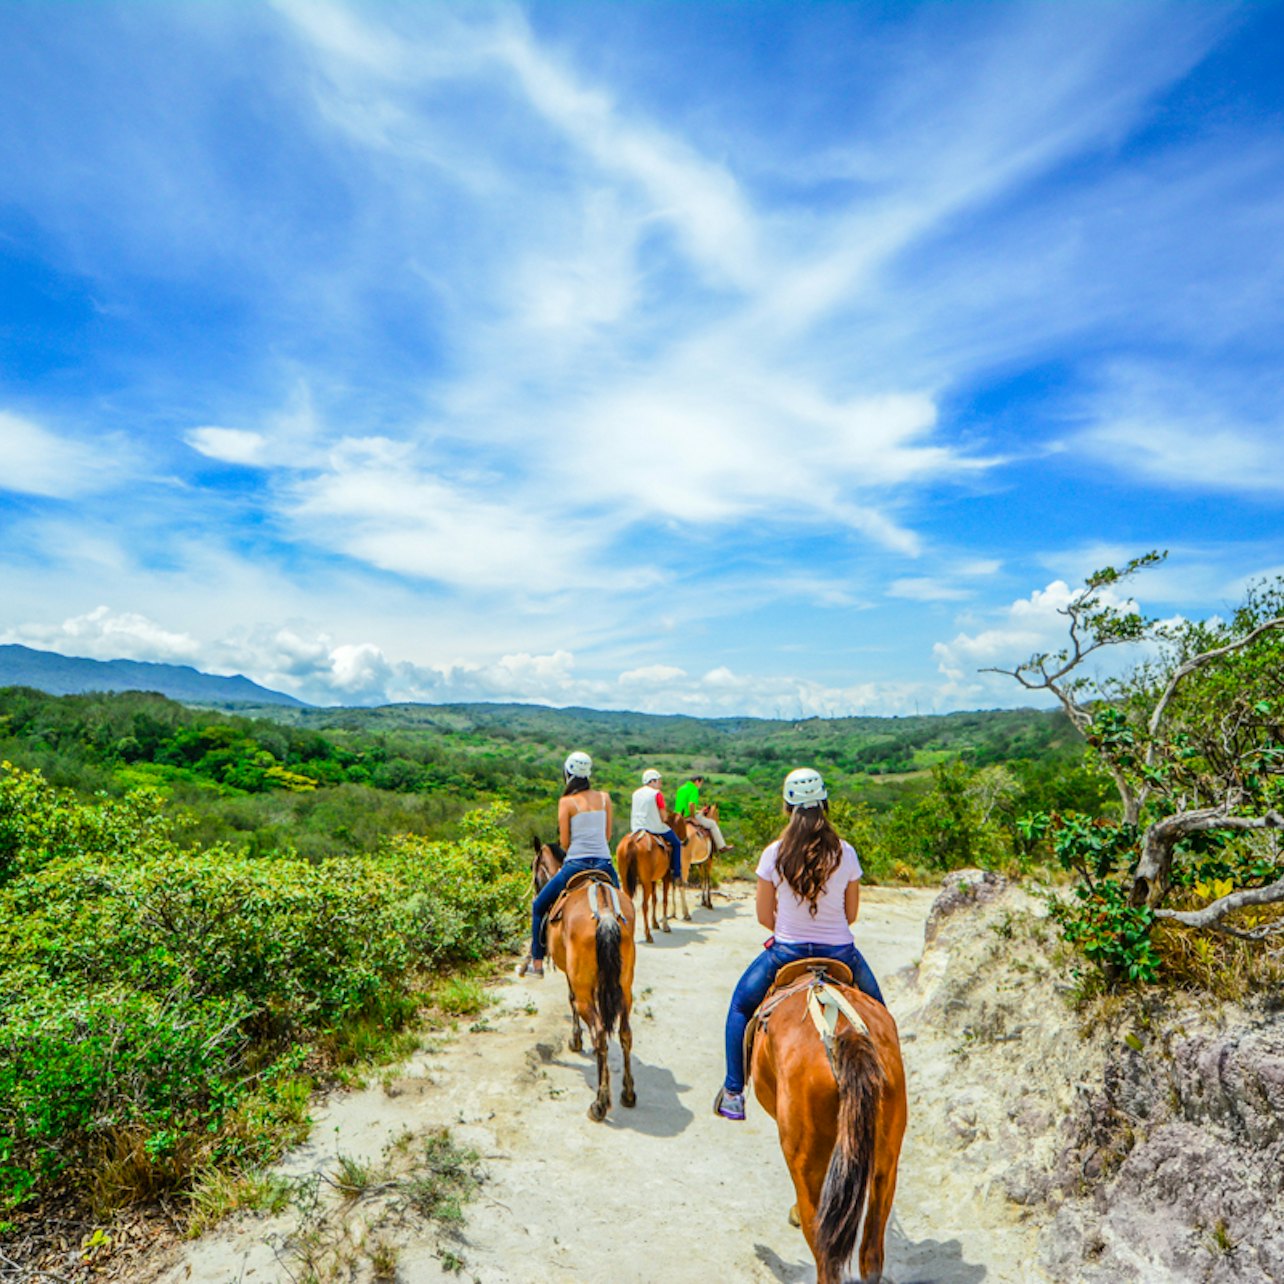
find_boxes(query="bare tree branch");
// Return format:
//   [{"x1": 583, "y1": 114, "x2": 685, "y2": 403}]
[
  {"x1": 1154, "y1": 873, "x2": 1284, "y2": 939},
  {"x1": 1133, "y1": 808, "x2": 1284, "y2": 907}
]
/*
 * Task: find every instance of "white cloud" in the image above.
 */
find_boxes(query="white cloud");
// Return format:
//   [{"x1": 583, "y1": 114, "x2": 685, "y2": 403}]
[
  {"x1": 1079, "y1": 418, "x2": 1281, "y2": 495},
  {"x1": 0, "y1": 411, "x2": 119, "y2": 499},
  {"x1": 2, "y1": 606, "x2": 202, "y2": 664},
  {"x1": 932, "y1": 576, "x2": 1153, "y2": 705},
  {"x1": 283, "y1": 441, "x2": 631, "y2": 593},
  {"x1": 888, "y1": 577, "x2": 973, "y2": 603},
  {"x1": 186, "y1": 427, "x2": 270, "y2": 466},
  {"x1": 619, "y1": 664, "x2": 687, "y2": 685}
]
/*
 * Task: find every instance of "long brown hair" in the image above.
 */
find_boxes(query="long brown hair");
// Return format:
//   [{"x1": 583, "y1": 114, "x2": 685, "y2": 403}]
[{"x1": 774, "y1": 802, "x2": 842, "y2": 916}]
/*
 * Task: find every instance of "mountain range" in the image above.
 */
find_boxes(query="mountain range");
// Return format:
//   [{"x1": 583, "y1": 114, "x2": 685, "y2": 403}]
[{"x1": 0, "y1": 644, "x2": 307, "y2": 707}]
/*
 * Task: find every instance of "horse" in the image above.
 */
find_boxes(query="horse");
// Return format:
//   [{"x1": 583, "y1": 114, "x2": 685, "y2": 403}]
[
  {"x1": 533, "y1": 838, "x2": 638, "y2": 1121},
  {"x1": 616, "y1": 831, "x2": 673, "y2": 943},
  {"x1": 749, "y1": 966, "x2": 906, "y2": 1284},
  {"x1": 530, "y1": 834, "x2": 564, "y2": 892},
  {"x1": 671, "y1": 811, "x2": 714, "y2": 917}
]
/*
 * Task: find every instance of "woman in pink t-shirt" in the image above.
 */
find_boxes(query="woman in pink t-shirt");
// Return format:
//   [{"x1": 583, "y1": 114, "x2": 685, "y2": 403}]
[{"x1": 714, "y1": 767, "x2": 885, "y2": 1122}]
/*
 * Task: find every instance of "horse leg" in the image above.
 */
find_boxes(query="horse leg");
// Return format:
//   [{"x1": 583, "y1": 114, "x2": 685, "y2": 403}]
[
  {"x1": 776, "y1": 1081, "x2": 841, "y2": 1284},
  {"x1": 588, "y1": 1017, "x2": 612, "y2": 1121},
  {"x1": 660, "y1": 874, "x2": 672, "y2": 932},
  {"x1": 702, "y1": 863, "x2": 713, "y2": 910},
  {"x1": 857, "y1": 1147, "x2": 901, "y2": 1284},
  {"x1": 566, "y1": 983, "x2": 584, "y2": 1054},
  {"x1": 857, "y1": 1082, "x2": 904, "y2": 1284},
  {"x1": 619, "y1": 1006, "x2": 636, "y2": 1108},
  {"x1": 640, "y1": 875, "x2": 654, "y2": 943}
]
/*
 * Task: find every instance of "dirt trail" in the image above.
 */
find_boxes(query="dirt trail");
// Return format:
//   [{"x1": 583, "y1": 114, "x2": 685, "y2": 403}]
[{"x1": 160, "y1": 885, "x2": 1047, "y2": 1283}]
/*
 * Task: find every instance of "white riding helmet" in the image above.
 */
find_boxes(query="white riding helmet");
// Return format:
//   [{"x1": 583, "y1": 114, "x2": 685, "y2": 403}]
[
  {"x1": 783, "y1": 767, "x2": 827, "y2": 808},
  {"x1": 564, "y1": 750, "x2": 593, "y2": 779},
  {"x1": 642, "y1": 768, "x2": 662, "y2": 785}
]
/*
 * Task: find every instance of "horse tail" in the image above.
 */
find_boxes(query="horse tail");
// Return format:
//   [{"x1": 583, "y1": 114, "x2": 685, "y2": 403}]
[
  {"x1": 814, "y1": 1022, "x2": 882, "y2": 1273},
  {"x1": 594, "y1": 911, "x2": 625, "y2": 1036},
  {"x1": 619, "y1": 839, "x2": 639, "y2": 900}
]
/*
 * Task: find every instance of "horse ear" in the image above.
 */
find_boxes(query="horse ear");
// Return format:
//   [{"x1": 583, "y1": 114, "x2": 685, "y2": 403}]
[{"x1": 531, "y1": 834, "x2": 542, "y2": 854}]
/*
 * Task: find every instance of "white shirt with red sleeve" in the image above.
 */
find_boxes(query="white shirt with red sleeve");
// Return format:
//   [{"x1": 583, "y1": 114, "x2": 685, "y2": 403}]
[{"x1": 630, "y1": 785, "x2": 668, "y2": 834}]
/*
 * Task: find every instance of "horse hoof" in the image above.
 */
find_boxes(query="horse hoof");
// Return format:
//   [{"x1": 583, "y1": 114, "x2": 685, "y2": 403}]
[
  {"x1": 588, "y1": 1101, "x2": 607, "y2": 1122},
  {"x1": 662, "y1": 922, "x2": 671, "y2": 933},
  {"x1": 787, "y1": 1203, "x2": 800, "y2": 1228},
  {"x1": 683, "y1": 913, "x2": 692, "y2": 922},
  {"x1": 569, "y1": 1037, "x2": 583, "y2": 1054},
  {"x1": 621, "y1": 1089, "x2": 637, "y2": 1108}
]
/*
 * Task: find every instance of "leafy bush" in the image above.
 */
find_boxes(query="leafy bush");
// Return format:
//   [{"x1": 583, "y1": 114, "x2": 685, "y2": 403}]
[{"x1": 0, "y1": 766, "x2": 526, "y2": 1217}]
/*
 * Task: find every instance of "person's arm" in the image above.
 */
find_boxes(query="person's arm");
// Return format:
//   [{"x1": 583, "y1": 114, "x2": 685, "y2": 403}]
[
  {"x1": 655, "y1": 790, "x2": 666, "y2": 814},
  {"x1": 558, "y1": 796, "x2": 572, "y2": 849},
  {"x1": 844, "y1": 879, "x2": 861, "y2": 925},
  {"x1": 756, "y1": 877, "x2": 777, "y2": 931},
  {"x1": 604, "y1": 791, "x2": 614, "y2": 842}
]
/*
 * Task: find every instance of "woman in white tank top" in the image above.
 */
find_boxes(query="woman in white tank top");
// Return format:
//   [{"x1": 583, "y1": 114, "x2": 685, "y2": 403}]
[{"x1": 526, "y1": 751, "x2": 619, "y2": 977}]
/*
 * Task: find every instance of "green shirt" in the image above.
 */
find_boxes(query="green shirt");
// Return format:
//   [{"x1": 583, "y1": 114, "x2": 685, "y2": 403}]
[{"x1": 673, "y1": 781, "x2": 701, "y2": 817}]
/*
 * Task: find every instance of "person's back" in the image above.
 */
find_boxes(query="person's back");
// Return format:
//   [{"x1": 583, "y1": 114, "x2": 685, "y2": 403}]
[
  {"x1": 525, "y1": 751, "x2": 619, "y2": 979},
  {"x1": 567, "y1": 800, "x2": 611, "y2": 861},
  {"x1": 757, "y1": 837, "x2": 860, "y2": 945},
  {"x1": 630, "y1": 784, "x2": 666, "y2": 834},
  {"x1": 673, "y1": 778, "x2": 700, "y2": 817}
]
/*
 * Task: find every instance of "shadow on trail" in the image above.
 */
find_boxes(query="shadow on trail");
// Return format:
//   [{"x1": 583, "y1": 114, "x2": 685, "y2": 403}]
[
  {"x1": 555, "y1": 1050, "x2": 694, "y2": 1137},
  {"x1": 753, "y1": 1214, "x2": 988, "y2": 1284},
  {"x1": 884, "y1": 1213, "x2": 989, "y2": 1284},
  {"x1": 638, "y1": 918, "x2": 724, "y2": 949}
]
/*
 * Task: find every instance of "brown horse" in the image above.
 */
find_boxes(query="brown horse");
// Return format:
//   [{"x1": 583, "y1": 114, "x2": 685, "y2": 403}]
[
  {"x1": 671, "y1": 812, "x2": 714, "y2": 917},
  {"x1": 535, "y1": 839, "x2": 639, "y2": 1121},
  {"x1": 616, "y1": 831, "x2": 673, "y2": 942},
  {"x1": 530, "y1": 834, "x2": 564, "y2": 892},
  {"x1": 750, "y1": 970, "x2": 906, "y2": 1284}
]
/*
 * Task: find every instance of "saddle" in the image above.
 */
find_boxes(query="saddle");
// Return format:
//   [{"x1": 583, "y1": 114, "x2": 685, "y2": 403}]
[
  {"x1": 680, "y1": 818, "x2": 713, "y2": 867},
  {"x1": 742, "y1": 958, "x2": 865, "y2": 1088},
  {"x1": 540, "y1": 870, "x2": 623, "y2": 952}
]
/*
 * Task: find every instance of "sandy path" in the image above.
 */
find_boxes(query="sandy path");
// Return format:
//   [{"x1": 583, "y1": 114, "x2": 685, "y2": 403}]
[{"x1": 161, "y1": 885, "x2": 1045, "y2": 1284}]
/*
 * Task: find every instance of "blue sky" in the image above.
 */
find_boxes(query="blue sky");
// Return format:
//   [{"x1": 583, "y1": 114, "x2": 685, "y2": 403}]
[{"x1": 2, "y1": 1, "x2": 1282, "y2": 714}]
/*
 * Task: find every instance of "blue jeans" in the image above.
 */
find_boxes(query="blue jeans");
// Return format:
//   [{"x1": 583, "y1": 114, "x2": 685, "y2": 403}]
[
  {"x1": 657, "y1": 827, "x2": 682, "y2": 881},
  {"x1": 530, "y1": 857, "x2": 620, "y2": 961},
  {"x1": 723, "y1": 941, "x2": 885, "y2": 1093}
]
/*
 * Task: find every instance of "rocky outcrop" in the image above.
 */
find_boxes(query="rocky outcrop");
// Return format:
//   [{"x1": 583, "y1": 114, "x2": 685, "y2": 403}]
[
  {"x1": 910, "y1": 877, "x2": 1284, "y2": 1284},
  {"x1": 1041, "y1": 1018, "x2": 1284, "y2": 1283},
  {"x1": 924, "y1": 867, "x2": 1009, "y2": 942}
]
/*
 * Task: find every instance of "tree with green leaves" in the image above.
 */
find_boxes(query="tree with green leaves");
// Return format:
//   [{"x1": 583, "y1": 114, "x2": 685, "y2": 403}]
[{"x1": 991, "y1": 553, "x2": 1284, "y2": 979}]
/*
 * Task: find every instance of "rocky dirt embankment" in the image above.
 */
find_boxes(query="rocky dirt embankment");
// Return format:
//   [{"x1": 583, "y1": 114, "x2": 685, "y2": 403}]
[{"x1": 909, "y1": 870, "x2": 1284, "y2": 1284}]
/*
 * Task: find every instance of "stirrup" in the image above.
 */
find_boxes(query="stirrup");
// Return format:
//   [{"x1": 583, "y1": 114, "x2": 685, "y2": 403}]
[{"x1": 713, "y1": 1086, "x2": 745, "y2": 1120}]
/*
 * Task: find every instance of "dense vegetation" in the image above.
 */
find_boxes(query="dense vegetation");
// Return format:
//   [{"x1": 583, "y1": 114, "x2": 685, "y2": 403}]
[
  {"x1": 0, "y1": 763, "x2": 525, "y2": 1232},
  {"x1": 0, "y1": 685, "x2": 1101, "y2": 873},
  {"x1": 0, "y1": 682, "x2": 1113, "y2": 1243},
  {"x1": 990, "y1": 559, "x2": 1284, "y2": 995}
]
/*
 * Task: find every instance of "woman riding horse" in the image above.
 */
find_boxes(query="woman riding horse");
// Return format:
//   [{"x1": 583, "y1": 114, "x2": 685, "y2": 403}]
[
  {"x1": 525, "y1": 750, "x2": 620, "y2": 979},
  {"x1": 714, "y1": 766, "x2": 884, "y2": 1121}
]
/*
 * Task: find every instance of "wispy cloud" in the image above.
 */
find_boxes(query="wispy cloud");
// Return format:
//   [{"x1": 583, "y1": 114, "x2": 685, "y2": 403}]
[
  {"x1": 2, "y1": 1, "x2": 1281, "y2": 714},
  {"x1": 0, "y1": 412, "x2": 123, "y2": 499}
]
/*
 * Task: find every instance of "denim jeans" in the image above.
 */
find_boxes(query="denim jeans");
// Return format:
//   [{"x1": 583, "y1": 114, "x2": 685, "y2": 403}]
[
  {"x1": 659, "y1": 827, "x2": 682, "y2": 881},
  {"x1": 530, "y1": 857, "x2": 620, "y2": 961},
  {"x1": 723, "y1": 940, "x2": 885, "y2": 1093}
]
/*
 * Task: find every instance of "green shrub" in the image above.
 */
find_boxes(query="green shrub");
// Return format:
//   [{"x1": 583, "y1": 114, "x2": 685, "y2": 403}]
[{"x1": 0, "y1": 767, "x2": 526, "y2": 1216}]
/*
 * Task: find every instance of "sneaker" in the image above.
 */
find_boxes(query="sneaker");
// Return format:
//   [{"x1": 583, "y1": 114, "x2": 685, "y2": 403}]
[
  {"x1": 528, "y1": 959, "x2": 544, "y2": 979},
  {"x1": 714, "y1": 1087, "x2": 746, "y2": 1121}
]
